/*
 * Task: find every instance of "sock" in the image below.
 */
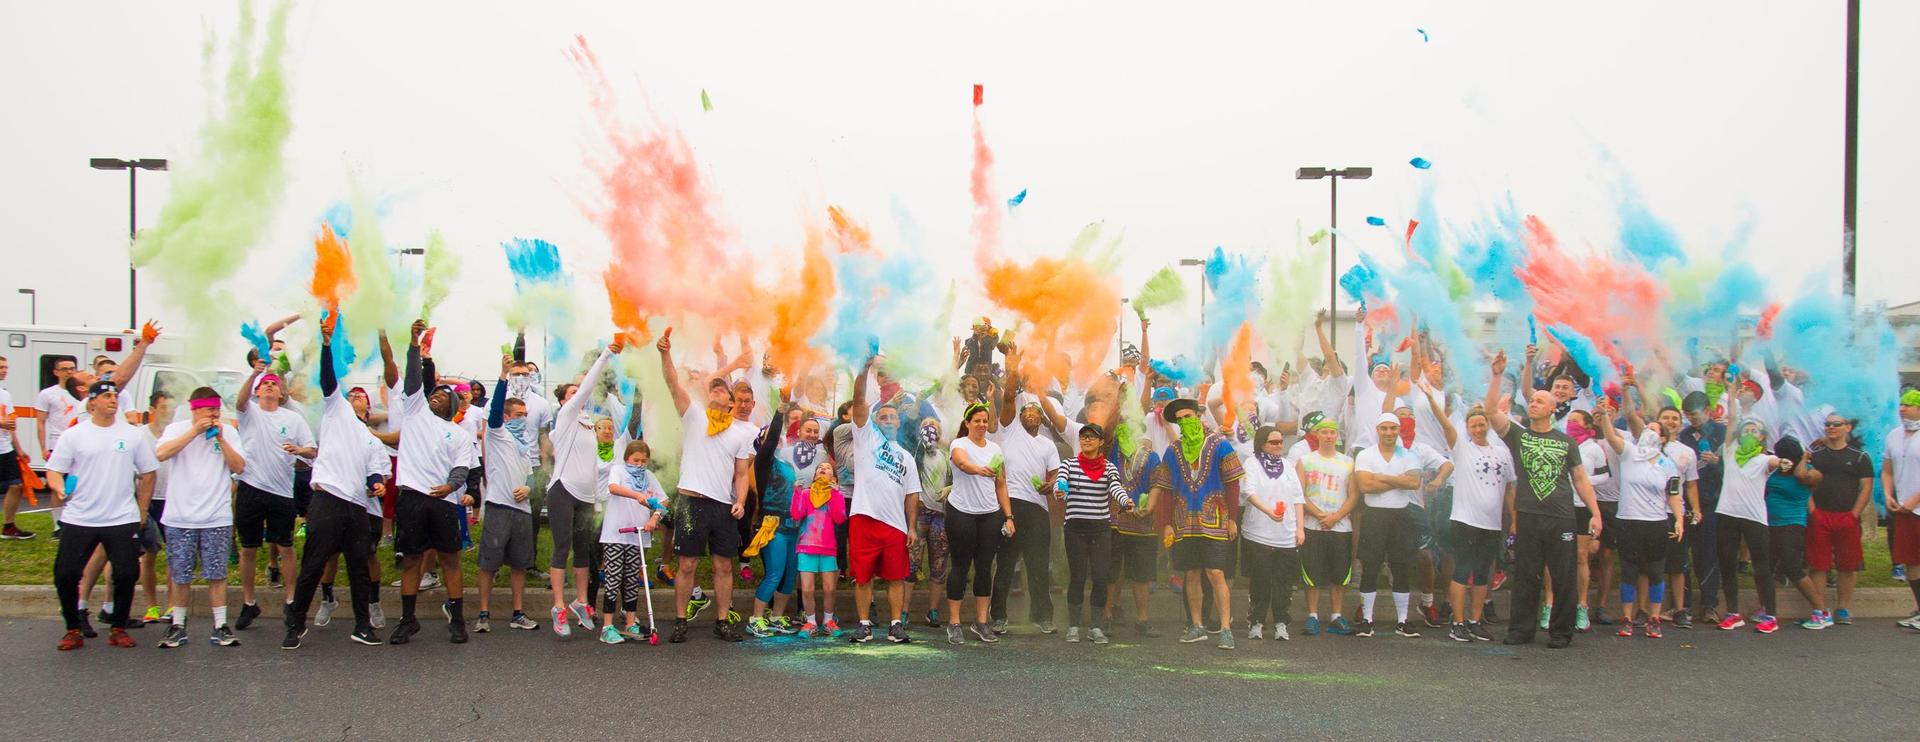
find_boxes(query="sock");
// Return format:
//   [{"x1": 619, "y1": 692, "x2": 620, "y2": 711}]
[
  {"x1": 447, "y1": 598, "x2": 464, "y2": 624},
  {"x1": 1331, "y1": 612, "x2": 1343, "y2": 621},
  {"x1": 212, "y1": 606, "x2": 228, "y2": 627},
  {"x1": 691, "y1": 585, "x2": 705, "y2": 601},
  {"x1": 321, "y1": 583, "x2": 335, "y2": 602},
  {"x1": 1649, "y1": 582, "x2": 1666, "y2": 605},
  {"x1": 402, "y1": 594, "x2": 418, "y2": 621},
  {"x1": 860, "y1": 619, "x2": 873, "y2": 626},
  {"x1": 1421, "y1": 593, "x2": 1435, "y2": 608},
  {"x1": 512, "y1": 610, "x2": 525, "y2": 619},
  {"x1": 1360, "y1": 592, "x2": 1377, "y2": 622},
  {"x1": 891, "y1": 619, "x2": 902, "y2": 626},
  {"x1": 825, "y1": 611, "x2": 835, "y2": 623},
  {"x1": 102, "y1": 601, "x2": 113, "y2": 615},
  {"x1": 1392, "y1": 592, "x2": 1411, "y2": 623},
  {"x1": 172, "y1": 607, "x2": 187, "y2": 626},
  {"x1": 1620, "y1": 583, "x2": 1637, "y2": 605}
]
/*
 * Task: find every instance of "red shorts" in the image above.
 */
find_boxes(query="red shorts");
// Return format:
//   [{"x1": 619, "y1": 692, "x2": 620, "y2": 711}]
[
  {"x1": 847, "y1": 515, "x2": 910, "y2": 584},
  {"x1": 1892, "y1": 510, "x2": 1920, "y2": 566},
  {"x1": 1804, "y1": 509, "x2": 1863, "y2": 572}
]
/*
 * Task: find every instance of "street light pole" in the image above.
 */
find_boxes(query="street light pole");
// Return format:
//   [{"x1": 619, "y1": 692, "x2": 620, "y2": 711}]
[
  {"x1": 18, "y1": 289, "x2": 36, "y2": 325},
  {"x1": 1177, "y1": 258, "x2": 1207, "y2": 327},
  {"x1": 90, "y1": 157, "x2": 169, "y2": 328},
  {"x1": 1295, "y1": 166, "x2": 1372, "y2": 350},
  {"x1": 1842, "y1": 0, "x2": 1860, "y2": 308}
]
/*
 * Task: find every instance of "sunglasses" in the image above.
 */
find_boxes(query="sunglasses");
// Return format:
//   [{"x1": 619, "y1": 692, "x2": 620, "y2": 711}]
[{"x1": 1824, "y1": 421, "x2": 1850, "y2": 428}]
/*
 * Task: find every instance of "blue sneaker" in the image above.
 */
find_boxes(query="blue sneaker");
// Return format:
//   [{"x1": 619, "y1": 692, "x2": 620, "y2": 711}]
[
  {"x1": 1834, "y1": 608, "x2": 1853, "y2": 625},
  {"x1": 1304, "y1": 615, "x2": 1322, "y2": 636},
  {"x1": 1327, "y1": 616, "x2": 1352, "y2": 636},
  {"x1": 1895, "y1": 565, "x2": 1908, "y2": 581}
]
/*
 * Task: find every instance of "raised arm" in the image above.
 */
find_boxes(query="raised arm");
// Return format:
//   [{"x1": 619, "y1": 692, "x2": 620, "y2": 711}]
[
  {"x1": 319, "y1": 316, "x2": 339, "y2": 398},
  {"x1": 1485, "y1": 350, "x2": 1512, "y2": 436},
  {"x1": 238, "y1": 360, "x2": 264, "y2": 414},
  {"x1": 403, "y1": 320, "x2": 425, "y2": 396},
  {"x1": 1597, "y1": 399, "x2": 1627, "y2": 455},
  {"x1": 1313, "y1": 310, "x2": 1345, "y2": 378},
  {"x1": 487, "y1": 356, "x2": 510, "y2": 430},
  {"x1": 560, "y1": 344, "x2": 617, "y2": 429},
  {"x1": 112, "y1": 321, "x2": 160, "y2": 385},
  {"x1": 378, "y1": 329, "x2": 399, "y2": 389},
  {"x1": 658, "y1": 330, "x2": 691, "y2": 416},
  {"x1": 851, "y1": 353, "x2": 877, "y2": 428},
  {"x1": 1428, "y1": 379, "x2": 1458, "y2": 449}
]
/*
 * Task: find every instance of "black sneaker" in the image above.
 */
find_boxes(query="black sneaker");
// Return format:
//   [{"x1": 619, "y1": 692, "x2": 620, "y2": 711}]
[
  {"x1": 449, "y1": 621, "x2": 468, "y2": 644},
  {"x1": 1352, "y1": 620, "x2": 1375, "y2": 638},
  {"x1": 1395, "y1": 621, "x2": 1422, "y2": 638},
  {"x1": 886, "y1": 622, "x2": 911, "y2": 643},
  {"x1": 0, "y1": 523, "x2": 35, "y2": 540},
  {"x1": 713, "y1": 620, "x2": 743, "y2": 643},
  {"x1": 1502, "y1": 632, "x2": 1532, "y2": 645},
  {"x1": 280, "y1": 627, "x2": 307, "y2": 650},
  {"x1": 234, "y1": 603, "x2": 262, "y2": 631},
  {"x1": 268, "y1": 565, "x2": 283, "y2": 589},
  {"x1": 349, "y1": 627, "x2": 384, "y2": 646},
  {"x1": 849, "y1": 622, "x2": 875, "y2": 643},
  {"x1": 78, "y1": 614, "x2": 98, "y2": 638},
  {"x1": 1481, "y1": 600, "x2": 1502, "y2": 624},
  {"x1": 1546, "y1": 635, "x2": 1572, "y2": 649},
  {"x1": 1135, "y1": 621, "x2": 1161, "y2": 638},
  {"x1": 668, "y1": 618, "x2": 689, "y2": 644},
  {"x1": 969, "y1": 622, "x2": 999, "y2": 643},
  {"x1": 1468, "y1": 621, "x2": 1493, "y2": 641},
  {"x1": 1448, "y1": 623, "x2": 1472, "y2": 642},
  {"x1": 158, "y1": 624, "x2": 189, "y2": 648},
  {"x1": 388, "y1": 618, "x2": 420, "y2": 645},
  {"x1": 210, "y1": 625, "x2": 239, "y2": 646}
]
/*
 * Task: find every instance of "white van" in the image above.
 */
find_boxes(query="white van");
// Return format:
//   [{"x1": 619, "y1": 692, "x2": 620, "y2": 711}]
[{"x1": 0, "y1": 324, "x2": 247, "y2": 472}]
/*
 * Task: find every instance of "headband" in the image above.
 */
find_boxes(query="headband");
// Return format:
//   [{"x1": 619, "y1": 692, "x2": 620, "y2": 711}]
[
  {"x1": 258, "y1": 373, "x2": 283, "y2": 386},
  {"x1": 1376, "y1": 412, "x2": 1401, "y2": 427},
  {"x1": 188, "y1": 397, "x2": 222, "y2": 410}
]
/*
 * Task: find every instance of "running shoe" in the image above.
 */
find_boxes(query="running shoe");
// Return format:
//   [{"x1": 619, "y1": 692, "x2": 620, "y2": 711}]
[
  {"x1": 713, "y1": 619, "x2": 744, "y2": 643},
  {"x1": 669, "y1": 618, "x2": 689, "y2": 643},
  {"x1": 1, "y1": 524, "x2": 34, "y2": 540},
  {"x1": 1244, "y1": 623, "x2": 1262, "y2": 640},
  {"x1": 1670, "y1": 611, "x2": 1693, "y2": 630},
  {"x1": 1449, "y1": 623, "x2": 1472, "y2": 642},
  {"x1": 925, "y1": 609, "x2": 941, "y2": 628},
  {"x1": 945, "y1": 624, "x2": 966, "y2": 645},
  {"x1": 1216, "y1": 630, "x2": 1236, "y2": 650},
  {"x1": 1089, "y1": 627, "x2": 1111, "y2": 644},
  {"x1": 1468, "y1": 621, "x2": 1493, "y2": 641},
  {"x1": 990, "y1": 619, "x2": 1009, "y2": 635},
  {"x1": 1304, "y1": 616, "x2": 1322, "y2": 636},
  {"x1": 1489, "y1": 569, "x2": 1508, "y2": 592},
  {"x1": 617, "y1": 625, "x2": 650, "y2": 642},
  {"x1": 268, "y1": 565, "x2": 284, "y2": 589},
  {"x1": 1753, "y1": 614, "x2": 1779, "y2": 634},
  {"x1": 1800, "y1": 611, "x2": 1832, "y2": 630},
  {"x1": 1038, "y1": 620, "x2": 1057, "y2": 635},
  {"x1": 1179, "y1": 624, "x2": 1209, "y2": 643},
  {"x1": 770, "y1": 616, "x2": 799, "y2": 635},
  {"x1": 1615, "y1": 621, "x2": 1638, "y2": 638},
  {"x1": 740, "y1": 564, "x2": 754, "y2": 583},
  {"x1": 1352, "y1": 620, "x2": 1375, "y2": 638},
  {"x1": 51, "y1": 525, "x2": 63, "y2": 541},
  {"x1": 969, "y1": 622, "x2": 999, "y2": 643},
  {"x1": 1644, "y1": 618, "x2": 1663, "y2": 639},
  {"x1": 77, "y1": 613, "x2": 98, "y2": 638},
  {"x1": 388, "y1": 619, "x2": 420, "y2": 645},
  {"x1": 315, "y1": 599, "x2": 339, "y2": 628},
  {"x1": 824, "y1": 618, "x2": 843, "y2": 637},
  {"x1": 1271, "y1": 622, "x2": 1290, "y2": 641},
  {"x1": 211, "y1": 625, "x2": 239, "y2": 646},
  {"x1": 599, "y1": 625, "x2": 624, "y2": 644},
  {"x1": 1394, "y1": 621, "x2": 1421, "y2": 638},
  {"x1": 1423, "y1": 604, "x2": 1445, "y2": 628},
  {"x1": 471, "y1": 612, "x2": 491, "y2": 633},
  {"x1": 1834, "y1": 608, "x2": 1853, "y2": 625},
  {"x1": 234, "y1": 603, "x2": 261, "y2": 631},
  {"x1": 1537, "y1": 605, "x2": 1550, "y2": 631},
  {"x1": 280, "y1": 627, "x2": 306, "y2": 650},
  {"x1": 1169, "y1": 574, "x2": 1185, "y2": 594},
  {"x1": 158, "y1": 624, "x2": 189, "y2": 648},
  {"x1": 368, "y1": 604, "x2": 387, "y2": 630},
  {"x1": 349, "y1": 627, "x2": 382, "y2": 646},
  {"x1": 1717, "y1": 613, "x2": 1746, "y2": 631},
  {"x1": 725, "y1": 608, "x2": 743, "y2": 625},
  {"x1": 568, "y1": 600, "x2": 595, "y2": 631},
  {"x1": 1897, "y1": 613, "x2": 1920, "y2": 630},
  {"x1": 1592, "y1": 607, "x2": 1616, "y2": 626},
  {"x1": 98, "y1": 607, "x2": 140, "y2": 629},
  {"x1": 1482, "y1": 600, "x2": 1502, "y2": 625},
  {"x1": 1547, "y1": 635, "x2": 1572, "y2": 649},
  {"x1": 143, "y1": 606, "x2": 164, "y2": 624},
  {"x1": 654, "y1": 565, "x2": 675, "y2": 587},
  {"x1": 886, "y1": 622, "x2": 911, "y2": 643},
  {"x1": 1135, "y1": 621, "x2": 1161, "y2": 638},
  {"x1": 1575, "y1": 605, "x2": 1591, "y2": 633},
  {"x1": 57, "y1": 629, "x2": 84, "y2": 651},
  {"x1": 509, "y1": 613, "x2": 538, "y2": 630},
  {"x1": 551, "y1": 607, "x2": 571, "y2": 638},
  {"x1": 746, "y1": 616, "x2": 773, "y2": 638},
  {"x1": 849, "y1": 622, "x2": 874, "y2": 643},
  {"x1": 449, "y1": 620, "x2": 468, "y2": 644},
  {"x1": 1895, "y1": 564, "x2": 1908, "y2": 581},
  {"x1": 419, "y1": 572, "x2": 443, "y2": 591},
  {"x1": 1066, "y1": 626, "x2": 1082, "y2": 643},
  {"x1": 685, "y1": 594, "x2": 713, "y2": 620},
  {"x1": 1327, "y1": 616, "x2": 1353, "y2": 636},
  {"x1": 801, "y1": 618, "x2": 820, "y2": 637}
]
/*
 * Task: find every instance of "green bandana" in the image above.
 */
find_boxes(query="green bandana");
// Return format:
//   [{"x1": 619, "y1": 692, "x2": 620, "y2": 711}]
[
  {"x1": 1177, "y1": 417, "x2": 1206, "y2": 463},
  {"x1": 1902, "y1": 389, "x2": 1920, "y2": 408},
  {"x1": 1115, "y1": 421, "x2": 1140, "y2": 458},
  {"x1": 597, "y1": 441, "x2": 615, "y2": 463},
  {"x1": 1734, "y1": 433, "x2": 1763, "y2": 467},
  {"x1": 1704, "y1": 381, "x2": 1727, "y2": 411}
]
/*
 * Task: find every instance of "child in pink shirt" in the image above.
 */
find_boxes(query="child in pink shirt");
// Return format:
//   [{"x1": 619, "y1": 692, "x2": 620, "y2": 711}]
[{"x1": 790, "y1": 461, "x2": 846, "y2": 637}]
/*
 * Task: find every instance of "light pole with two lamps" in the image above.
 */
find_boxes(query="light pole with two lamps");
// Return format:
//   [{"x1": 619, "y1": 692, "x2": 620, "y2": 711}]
[
  {"x1": 89, "y1": 157, "x2": 169, "y2": 329},
  {"x1": 1294, "y1": 166, "x2": 1370, "y2": 349}
]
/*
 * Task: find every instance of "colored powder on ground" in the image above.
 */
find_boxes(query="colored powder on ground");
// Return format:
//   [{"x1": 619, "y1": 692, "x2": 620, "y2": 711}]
[
  {"x1": 419, "y1": 229, "x2": 461, "y2": 322},
  {"x1": 128, "y1": 0, "x2": 294, "y2": 358},
  {"x1": 307, "y1": 224, "x2": 355, "y2": 313}
]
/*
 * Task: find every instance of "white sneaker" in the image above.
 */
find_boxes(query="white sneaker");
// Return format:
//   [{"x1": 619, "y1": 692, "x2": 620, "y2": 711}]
[
  {"x1": 419, "y1": 572, "x2": 443, "y2": 591},
  {"x1": 1272, "y1": 622, "x2": 1290, "y2": 641},
  {"x1": 368, "y1": 603, "x2": 387, "y2": 630},
  {"x1": 314, "y1": 599, "x2": 339, "y2": 627},
  {"x1": 1246, "y1": 623, "x2": 1264, "y2": 640},
  {"x1": 1898, "y1": 614, "x2": 1920, "y2": 630}
]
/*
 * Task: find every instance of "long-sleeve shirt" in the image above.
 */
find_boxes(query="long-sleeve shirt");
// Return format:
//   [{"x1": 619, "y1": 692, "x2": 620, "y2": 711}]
[
  {"x1": 790, "y1": 484, "x2": 846, "y2": 556},
  {"x1": 550, "y1": 348, "x2": 614, "y2": 502}
]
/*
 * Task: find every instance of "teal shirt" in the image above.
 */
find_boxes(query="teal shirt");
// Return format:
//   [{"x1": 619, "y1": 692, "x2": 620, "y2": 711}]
[{"x1": 1763, "y1": 473, "x2": 1810, "y2": 527}]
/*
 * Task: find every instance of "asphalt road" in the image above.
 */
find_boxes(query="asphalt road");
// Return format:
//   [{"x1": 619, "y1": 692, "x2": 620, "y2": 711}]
[{"x1": 7, "y1": 604, "x2": 1914, "y2": 741}]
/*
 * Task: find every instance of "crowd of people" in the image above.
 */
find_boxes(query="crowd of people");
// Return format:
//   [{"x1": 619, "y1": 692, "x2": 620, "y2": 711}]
[{"x1": 9, "y1": 305, "x2": 1920, "y2": 654}]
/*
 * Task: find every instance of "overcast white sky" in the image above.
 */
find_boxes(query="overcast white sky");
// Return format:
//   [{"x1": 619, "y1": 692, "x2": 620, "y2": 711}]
[{"x1": 2, "y1": 1, "x2": 1914, "y2": 377}]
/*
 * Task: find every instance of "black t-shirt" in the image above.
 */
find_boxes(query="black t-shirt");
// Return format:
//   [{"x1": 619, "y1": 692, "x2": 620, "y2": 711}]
[
  {"x1": 1807, "y1": 445, "x2": 1874, "y2": 514},
  {"x1": 1500, "y1": 423, "x2": 1582, "y2": 520}
]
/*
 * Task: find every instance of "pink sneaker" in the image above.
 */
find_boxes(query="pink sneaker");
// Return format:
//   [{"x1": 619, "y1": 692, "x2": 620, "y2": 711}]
[
  {"x1": 1753, "y1": 614, "x2": 1778, "y2": 634},
  {"x1": 1716, "y1": 613, "x2": 1746, "y2": 631},
  {"x1": 801, "y1": 618, "x2": 819, "y2": 637}
]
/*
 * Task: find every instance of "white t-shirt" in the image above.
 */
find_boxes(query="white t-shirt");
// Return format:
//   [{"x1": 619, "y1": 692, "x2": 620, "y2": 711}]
[
  {"x1": 947, "y1": 436, "x2": 1004, "y2": 515},
  {"x1": 313, "y1": 392, "x2": 379, "y2": 506},
  {"x1": 850, "y1": 420, "x2": 922, "y2": 534},
  {"x1": 1449, "y1": 438, "x2": 1515, "y2": 531},
  {"x1": 36, "y1": 385, "x2": 81, "y2": 454},
  {"x1": 600, "y1": 467, "x2": 662, "y2": 547},
  {"x1": 1883, "y1": 426, "x2": 1920, "y2": 505},
  {"x1": 1299, "y1": 450, "x2": 1354, "y2": 533},
  {"x1": 236, "y1": 404, "x2": 315, "y2": 498},
  {"x1": 47, "y1": 418, "x2": 159, "y2": 528},
  {"x1": 1615, "y1": 453, "x2": 1679, "y2": 522},
  {"x1": 132, "y1": 424, "x2": 170, "y2": 501},
  {"x1": 1663, "y1": 440, "x2": 1701, "y2": 487},
  {"x1": 0, "y1": 388, "x2": 14, "y2": 455},
  {"x1": 675, "y1": 407, "x2": 757, "y2": 504},
  {"x1": 357, "y1": 426, "x2": 388, "y2": 516},
  {"x1": 992, "y1": 425, "x2": 1060, "y2": 508},
  {"x1": 1405, "y1": 385, "x2": 1456, "y2": 453},
  {"x1": 484, "y1": 412, "x2": 537, "y2": 513},
  {"x1": 460, "y1": 405, "x2": 485, "y2": 456},
  {"x1": 1239, "y1": 460, "x2": 1304, "y2": 549},
  {"x1": 1578, "y1": 439, "x2": 1613, "y2": 502},
  {"x1": 1353, "y1": 443, "x2": 1444, "y2": 510},
  {"x1": 1716, "y1": 453, "x2": 1777, "y2": 525},
  {"x1": 395, "y1": 388, "x2": 474, "y2": 502},
  {"x1": 156, "y1": 420, "x2": 244, "y2": 529}
]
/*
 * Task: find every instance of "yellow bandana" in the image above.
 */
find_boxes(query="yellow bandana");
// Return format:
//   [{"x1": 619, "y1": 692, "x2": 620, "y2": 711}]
[
  {"x1": 810, "y1": 478, "x2": 833, "y2": 508},
  {"x1": 705, "y1": 409, "x2": 732, "y2": 436}
]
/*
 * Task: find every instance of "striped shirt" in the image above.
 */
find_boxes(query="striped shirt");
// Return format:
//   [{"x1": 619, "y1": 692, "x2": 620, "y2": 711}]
[{"x1": 1061, "y1": 460, "x2": 1133, "y2": 522}]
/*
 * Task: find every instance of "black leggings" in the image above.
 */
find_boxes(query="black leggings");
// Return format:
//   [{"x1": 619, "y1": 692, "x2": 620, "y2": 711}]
[
  {"x1": 1242, "y1": 540, "x2": 1300, "y2": 626},
  {"x1": 991, "y1": 499, "x2": 1054, "y2": 623},
  {"x1": 54, "y1": 522, "x2": 140, "y2": 631},
  {"x1": 1718, "y1": 515, "x2": 1775, "y2": 615},
  {"x1": 945, "y1": 506, "x2": 1004, "y2": 602},
  {"x1": 1357, "y1": 506, "x2": 1415, "y2": 593},
  {"x1": 1768, "y1": 525, "x2": 1806, "y2": 582},
  {"x1": 1062, "y1": 520, "x2": 1112, "y2": 629}
]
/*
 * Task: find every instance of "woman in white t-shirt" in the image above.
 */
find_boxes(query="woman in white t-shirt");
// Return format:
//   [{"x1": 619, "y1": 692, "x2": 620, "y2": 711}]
[
  {"x1": 1435, "y1": 405, "x2": 1513, "y2": 640},
  {"x1": 944, "y1": 403, "x2": 1010, "y2": 644},
  {"x1": 1714, "y1": 399, "x2": 1787, "y2": 634},
  {"x1": 1597, "y1": 399, "x2": 1683, "y2": 638},
  {"x1": 1239, "y1": 425, "x2": 1306, "y2": 640}
]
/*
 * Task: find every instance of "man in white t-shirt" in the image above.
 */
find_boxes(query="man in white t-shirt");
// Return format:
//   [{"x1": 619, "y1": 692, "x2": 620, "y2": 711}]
[
  {"x1": 659, "y1": 332, "x2": 756, "y2": 643},
  {"x1": 475, "y1": 355, "x2": 542, "y2": 633},
  {"x1": 845, "y1": 353, "x2": 924, "y2": 644},
  {"x1": 230, "y1": 364, "x2": 317, "y2": 631},
  {"x1": 0, "y1": 355, "x2": 29, "y2": 540},
  {"x1": 1881, "y1": 389, "x2": 1920, "y2": 625},
  {"x1": 990, "y1": 364, "x2": 1062, "y2": 635},
  {"x1": 1351, "y1": 412, "x2": 1451, "y2": 638},
  {"x1": 153, "y1": 386, "x2": 248, "y2": 649},
  {"x1": 35, "y1": 355, "x2": 82, "y2": 535},
  {"x1": 47, "y1": 381, "x2": 159, "y2": 650},
  {"x1": 388, "y1": 320, "x2": 482, "y2": 646}
]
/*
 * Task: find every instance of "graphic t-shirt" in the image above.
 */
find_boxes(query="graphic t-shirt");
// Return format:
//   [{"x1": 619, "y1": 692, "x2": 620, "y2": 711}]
[
  {"x1": 1450, "y1": 439, "x2": 1515, "y2": 531},
  {"x1": 850, "y1": 420, "x2": 922, "y2": 534},
  {"x1": 1299, "y1": 451, "x2": 1354, "y2": 533},
  {"x1": 1499, "y1": 424, "x2": 1581, "y2": 520}
]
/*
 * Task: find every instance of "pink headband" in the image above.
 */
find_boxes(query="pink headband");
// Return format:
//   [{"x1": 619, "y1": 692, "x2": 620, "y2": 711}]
[
  {"x1": 189, "y1": 397, "x2": 222, "y2": 410},
  {"x1": 258, "y1": 373, "x2": 283, "y2": 385}
]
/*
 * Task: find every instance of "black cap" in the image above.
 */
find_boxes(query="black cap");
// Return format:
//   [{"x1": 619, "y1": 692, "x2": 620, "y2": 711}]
[
  {"x1": 1161, "y1": 398, "x2": 1202, "y2": 423},
  {"x1": 86, "y1": 381, "x2": 119, "y2": 399},
  {"x1": 1078, "y1": 423, "x2": 1105, "y2": 439}
]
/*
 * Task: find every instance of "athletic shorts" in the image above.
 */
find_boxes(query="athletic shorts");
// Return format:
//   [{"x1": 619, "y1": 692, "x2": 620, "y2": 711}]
[
  {"x1": 383, "y1": 458, "x2": 400, "y2": 519},
  {"x1": 1804, "y1": 509, "x2": 1863, "y2": 572},
  {"x1": 1769, "y1": 524, "x2": 1807, "y2": 581},
  {"x1": 1597, "y1": 501, "x2": 1621, "y2": 549},
  {"x1": 164, "y1": 525, "x2": 233, "y2": 583},
  {"x1": 1447, "y1": 521, "x2": 1499, "y2": 586},
  {"x1": 1575, "y1": 506, "x2": 1593, "y2": 538},
  {"x1": 293, "y1": 466, "x2": 313, "y2": 518},
  {"x1": 1356, "y1": 505, "x2": 1418, "y2": 568},
  {"x1": 1112, "y1": 531, "x2": 1158, "y2": 583},
  {"x1": 797, "y1": 552, "x2": 837, "y2": 574},
  {"x1": 478, "y1": 504, "x2": 535, "y2": 572},
  {"x1": 847, "y1": 515, "x2": 910, "y2": 583},
  {"x1": 1300, "y1": 529, "x2": 1351, "y2": 588},
  {"x1": 1614, "y1": 518, "x2": 1672, "y2": 576},
  {"x1": 0, "y1": 458, "x2": 22, "y2": 488},
  {"x1": 675, "y1": 495, "x2": 742, "y2": 559},
  {"x1": 366, "y1": 513, "x2": 383, "y2": 546},
  {"x1": 1662, "y1": 524, "x2": 1691, "y2": 574},
  {"x1": 1170, "y1": 536, "x2": 1232, "y2": 572},
  {"x1": 233, "y1": 482, "x2": 296, "y2": 548},
  {"x1": 140, "y1": 499, "x2": 166, "y2": 554},
  {"x1": 395, "y1": 489, "x2": 462, "y2": 555},
  {"x1": 1891, "y1": 510, "x2": 1920, "y2": 565},
  {"x1": 1419, "y1": 485, "x2": 1453, "y2": 555}
]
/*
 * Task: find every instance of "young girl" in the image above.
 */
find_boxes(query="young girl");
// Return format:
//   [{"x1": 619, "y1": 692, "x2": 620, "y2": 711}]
[
  {"x1": 600, "y1": 441, "x2": 663, "y2": 643},
  {"x1": 791, "y1": 461, "x2": 847, "y2": 637}
]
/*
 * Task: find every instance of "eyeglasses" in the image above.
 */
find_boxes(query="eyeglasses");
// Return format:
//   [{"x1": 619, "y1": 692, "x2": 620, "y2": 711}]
[{"x1": 1824, "y1": 421, "x2": 1850, "y2": 428}]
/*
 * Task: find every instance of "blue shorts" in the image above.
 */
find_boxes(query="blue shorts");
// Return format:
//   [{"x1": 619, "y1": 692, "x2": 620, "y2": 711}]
[
  {"x1": 796, "y1": 552, "x2": 837, "y2": 574},
  {"x1": 165, "y1": 525, "x2": 233, "y2": 583}
]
